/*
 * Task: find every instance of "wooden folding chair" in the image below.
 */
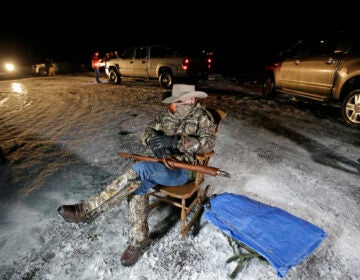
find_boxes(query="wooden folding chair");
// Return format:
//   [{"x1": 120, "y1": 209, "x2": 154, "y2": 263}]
[{"x1": 148, "y1": 108, "x2": 226, "y2": 239}]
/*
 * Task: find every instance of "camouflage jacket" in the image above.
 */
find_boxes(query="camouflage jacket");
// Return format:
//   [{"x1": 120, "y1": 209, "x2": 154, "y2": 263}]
[{"x1": 143, "y1": 103, "x2": 217, "y2": 164}]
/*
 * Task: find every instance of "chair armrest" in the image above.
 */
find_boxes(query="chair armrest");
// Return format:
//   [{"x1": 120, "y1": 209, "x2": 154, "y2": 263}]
[{"x1": 196, "y1": 151, "x2": 215, "y2": 161}]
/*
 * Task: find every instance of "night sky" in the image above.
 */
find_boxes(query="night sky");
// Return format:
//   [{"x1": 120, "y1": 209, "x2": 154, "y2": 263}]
[{"x1": 1, "y1": 3, "x2": 358, "y2": 73}]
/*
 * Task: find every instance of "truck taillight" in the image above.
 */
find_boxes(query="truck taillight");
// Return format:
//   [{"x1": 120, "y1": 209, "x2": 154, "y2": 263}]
[
  {"x1": 207, "y1": 58, "x2": 212, "y2": 69},
  {"x1": 182, "y1": 58, "x2": 190, "y2": 70}
]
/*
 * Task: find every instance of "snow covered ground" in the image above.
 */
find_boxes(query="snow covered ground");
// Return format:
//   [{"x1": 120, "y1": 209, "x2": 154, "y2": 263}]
[{"x1": 0, "y1": 73, "x2": 359, "y2": 280}]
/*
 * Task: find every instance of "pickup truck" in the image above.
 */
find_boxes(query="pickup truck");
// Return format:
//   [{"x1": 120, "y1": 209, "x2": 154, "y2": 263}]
[
  {"x1": 262, "y1": 30, "x2": 360, "y2": 128},
  {"x1": 107, "y1": 45, "x2": 212, "y2": 89}
]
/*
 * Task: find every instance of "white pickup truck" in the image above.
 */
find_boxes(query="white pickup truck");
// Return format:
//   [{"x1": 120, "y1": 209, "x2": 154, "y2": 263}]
[{"x1": 107, "y1": 45, "x2": 212, "y2": 89}]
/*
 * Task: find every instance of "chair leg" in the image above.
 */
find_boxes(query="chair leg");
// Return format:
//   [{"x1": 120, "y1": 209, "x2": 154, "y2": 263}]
[
  {"x1": 178, "y1": 185, "x2": 213, "y2": 239},
  {"x1": 180, "y1": 199, "x2": 186, "y2": 238},
  {"x1": 191, "y1": 185, "x2": 211, "y2": 236},
  {"x1": 149, "y1": 184, "x2": 213, "y2": 239}
]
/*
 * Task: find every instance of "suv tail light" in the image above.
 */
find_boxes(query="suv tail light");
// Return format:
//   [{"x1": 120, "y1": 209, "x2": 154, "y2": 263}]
[{"x1": 265, "y1": 62, "x2": 281, "y2": 71}]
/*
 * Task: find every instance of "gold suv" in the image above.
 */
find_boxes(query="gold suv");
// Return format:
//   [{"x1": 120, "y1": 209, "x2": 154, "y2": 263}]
[{"x1": 262, "y1": 30, "x2": 360, "y2": 128}]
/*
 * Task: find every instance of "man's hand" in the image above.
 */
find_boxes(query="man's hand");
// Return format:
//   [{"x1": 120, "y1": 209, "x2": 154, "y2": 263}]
[
  {"x1": 153, "y1": 148, "x2": 172, "y2": 158},
  {"x1": 148, "y1": 135, "x2": 179, "y2": 158},
  {"x1": 149, "y1": 135, "x2": 179, "y2": 150}
]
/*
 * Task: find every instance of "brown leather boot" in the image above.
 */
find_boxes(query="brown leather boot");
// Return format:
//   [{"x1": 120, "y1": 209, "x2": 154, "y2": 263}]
[
  {"x1": 120, "y1": 239, "x2": 150, "y2": 266},
  {"x1": 57, "y1": 203, "x2": 90, "y2": 223}
]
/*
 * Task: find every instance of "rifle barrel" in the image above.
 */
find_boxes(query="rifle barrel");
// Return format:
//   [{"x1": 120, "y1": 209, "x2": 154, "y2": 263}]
[{"x1": 117, "y1": 152, "x2": 231, "y2": 178}]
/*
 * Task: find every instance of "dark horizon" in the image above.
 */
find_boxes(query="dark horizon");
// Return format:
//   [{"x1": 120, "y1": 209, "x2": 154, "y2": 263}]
[{"x1": 2, "y1": 3, "x2": 359, "y2": 74}]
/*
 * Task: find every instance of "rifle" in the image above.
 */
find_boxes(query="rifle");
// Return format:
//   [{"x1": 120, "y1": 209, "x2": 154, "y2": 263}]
[{"x1": 117, "y1": 152, "x2": 231, "y2": 178}]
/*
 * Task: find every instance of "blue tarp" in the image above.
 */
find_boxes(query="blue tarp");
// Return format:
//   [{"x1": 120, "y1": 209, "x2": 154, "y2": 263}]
[{"x1": 203, "y1": 192, "x2": 327, "y2": 278}]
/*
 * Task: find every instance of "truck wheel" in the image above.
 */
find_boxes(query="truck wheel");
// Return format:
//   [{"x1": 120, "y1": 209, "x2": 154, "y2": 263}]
[
  {"x1": 341, "y1": 89, "x2": 360, "y2": 128},
  {"x1": 109, "y1": 69, "x2": 121, "y2": 84},
  {"x1": 159, "y1": 71, "x2": 173, "y2": 89}
]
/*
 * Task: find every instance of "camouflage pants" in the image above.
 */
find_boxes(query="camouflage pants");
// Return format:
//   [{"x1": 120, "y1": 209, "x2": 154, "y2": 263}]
[
  {"x1": 82, "y1": 168, "x2": 139, "y2": 213},
  {"x1": 128, "y1": 194, "x2": 149, "y2": 246},
  {"x1": 80, "y1": 168, "x2": 149, "y2": 245}
]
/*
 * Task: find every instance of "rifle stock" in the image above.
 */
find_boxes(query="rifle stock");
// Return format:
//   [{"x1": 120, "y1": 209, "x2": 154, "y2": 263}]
[{"x1": 117, "y1": 152, "x2": 231, "y2": 178}]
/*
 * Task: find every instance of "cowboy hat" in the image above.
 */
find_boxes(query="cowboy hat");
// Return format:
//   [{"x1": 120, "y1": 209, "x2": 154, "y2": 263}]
[{"x1": 162, "y1": 84, "x2": 208, "y2": 104}]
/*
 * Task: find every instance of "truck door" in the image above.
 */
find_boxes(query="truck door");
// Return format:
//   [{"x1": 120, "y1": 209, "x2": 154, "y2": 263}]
[
  {"x1": 119, "y1": 47, "x2": 136, "y2": 76},
  {"x1": 132, "y1": 47, "x2": 148, "y2": 78}
]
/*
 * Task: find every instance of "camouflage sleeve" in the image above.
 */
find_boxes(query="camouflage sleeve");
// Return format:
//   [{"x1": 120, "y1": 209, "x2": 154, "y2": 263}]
[
  {"x1": 142, "y1": 110, "x2": 165, "y2": 146},
  {"x1": 178, "y1": 110, "x2": 217, "y2": 155},
  {"x1": 142, "y1": 106, "x2": 217, "y2": 160}
]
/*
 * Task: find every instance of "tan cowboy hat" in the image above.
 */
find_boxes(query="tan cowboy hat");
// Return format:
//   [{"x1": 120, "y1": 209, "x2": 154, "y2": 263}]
[{"x1": 162, "y1": 84, "x2": 208, "y2": 104}]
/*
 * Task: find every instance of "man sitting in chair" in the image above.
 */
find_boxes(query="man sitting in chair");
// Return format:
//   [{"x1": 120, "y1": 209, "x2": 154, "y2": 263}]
[{"x1": 57, "y1": 84, "x2": 217, "y2": 266}]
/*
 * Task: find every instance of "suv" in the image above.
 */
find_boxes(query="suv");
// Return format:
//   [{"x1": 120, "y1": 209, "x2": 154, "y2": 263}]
[{"x1": 262, "y1": 30, "x2": 360, "y2": 128}]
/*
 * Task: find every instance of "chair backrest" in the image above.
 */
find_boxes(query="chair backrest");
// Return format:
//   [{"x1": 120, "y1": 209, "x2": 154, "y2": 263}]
[
  {"x1": 193, "y1": 108, "x2": 226, "y2": 185},
  {"x1": 206, "y1": 108, "x2": 226, "y2": 134}
]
